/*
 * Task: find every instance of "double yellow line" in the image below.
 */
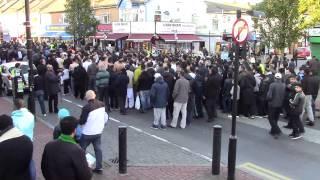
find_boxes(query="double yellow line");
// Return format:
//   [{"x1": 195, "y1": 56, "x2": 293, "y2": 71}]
[{"x1": 239, "y1": 162, "x2": 292, "y2": 180}]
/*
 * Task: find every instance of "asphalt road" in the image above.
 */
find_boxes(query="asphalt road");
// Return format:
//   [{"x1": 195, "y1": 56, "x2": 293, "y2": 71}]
[{"x1": 6, "y1": 88, "x2": 319, "y2": 180}]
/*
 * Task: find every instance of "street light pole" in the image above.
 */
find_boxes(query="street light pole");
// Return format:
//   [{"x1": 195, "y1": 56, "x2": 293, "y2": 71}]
[
  {"x1": 227, "y1": 9, "x2": 241, "y2": 180},
  {"x1": 24, "y1": 0, "x2": 35, "y2": 114}
]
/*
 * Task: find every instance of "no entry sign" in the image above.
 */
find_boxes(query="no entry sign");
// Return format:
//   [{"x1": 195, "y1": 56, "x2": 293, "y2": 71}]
[{"x1": 232, "y1": 18, "x2": 249, "y2": 44}]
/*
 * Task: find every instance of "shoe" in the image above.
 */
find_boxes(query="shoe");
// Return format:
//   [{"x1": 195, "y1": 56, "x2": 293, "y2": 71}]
[
  {"x1": 151, "y1": 124, "x2": 159, "y2": 129},
  {"x1": 283, "y1": 125, "x2": 292, "y2": 129},
  {"x1": 300, "y1": 130, "x2": 305, "y2": 134},
  {"x1": 263, "y1": 115, "x2": 268, "y2": 118},
  {"x1": 168, "y1": 125, "x2": 176, "y2": 128},
  {"x1": 160, "y1": 125, "x2": 167, "y2": 129},
  {"x1": 288, "y1": 133, "x2": 294, "y2": 138},
  {"x1": 207, "y1": 118, "x2": 214, "y2": 122},
  {"x1": 43, "y1": 114, "x2": 47, "y2": 117},
  {"x1": 250, "y1": 116, "x2": 255, "y2": 119},
  {"x1": 306, "y1": 121, "x2": 314, "y2": 126},
  {"x1": 92, "y1": 168, "x2": 103, "y2": 174},
  {"x1": 291, "y1": 135, "x2": 302, "y2": 140}
]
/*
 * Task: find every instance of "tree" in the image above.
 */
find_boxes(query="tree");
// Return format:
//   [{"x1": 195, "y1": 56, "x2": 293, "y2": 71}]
[
  {"x1": 255, "y1": 0, "x2": 304, "y2": 52},
  {"x1": 299, "y1": 0, "x2": 320, "y2": 28},
  {"x1": 65, "y1": 0, "x2": 99, "y2": 45}
]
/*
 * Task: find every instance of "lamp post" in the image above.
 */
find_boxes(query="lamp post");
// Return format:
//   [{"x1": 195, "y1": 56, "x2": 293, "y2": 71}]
[{"x1": 24, "y1": 0, "x2": 35, "y2": 114}]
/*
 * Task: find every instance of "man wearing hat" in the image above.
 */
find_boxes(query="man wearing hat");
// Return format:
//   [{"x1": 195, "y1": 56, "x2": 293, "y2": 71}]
[
  {"x1": 266, "y1": 73, "x2": 286, "y2": 138},
  {"x1": 150, "y1": 73, "x2": 170, "y2": 129},
  {"x1": 79, "y1": 90, "x2": 108, "y2": 174}
]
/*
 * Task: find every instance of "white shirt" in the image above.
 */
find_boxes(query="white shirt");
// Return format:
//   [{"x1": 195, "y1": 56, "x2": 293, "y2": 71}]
[{"x1": 83, "y1": 60, "x2": 92, "y2": 72}]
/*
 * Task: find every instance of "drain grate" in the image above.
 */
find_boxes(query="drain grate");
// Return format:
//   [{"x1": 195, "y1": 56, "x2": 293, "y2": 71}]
[{"x1": 109, "y1": 157, "x2": 119, "y2": 164}]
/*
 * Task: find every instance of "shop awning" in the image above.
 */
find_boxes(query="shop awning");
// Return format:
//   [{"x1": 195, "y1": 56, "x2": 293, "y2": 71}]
[
  {"x1": 127, "y1": 34, "x2": 153, "y2": 42},
  {"x1": 97, "y1": 33, "x2": 128, "y2": 41},
  {"x1": 159, "y1": 34, "x2": 202, "y2": 42},
  {"x1": 177, "y1": 34, "x2": 202, "y2": 42},
  {"x1": 40, "y1": 32, "x2": 73, "y2": 40}
]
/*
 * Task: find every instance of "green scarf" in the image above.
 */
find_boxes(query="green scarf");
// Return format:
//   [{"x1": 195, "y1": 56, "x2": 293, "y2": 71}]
[{"x1": 58, "y1": 134, "x2": 77, "y2": 145}]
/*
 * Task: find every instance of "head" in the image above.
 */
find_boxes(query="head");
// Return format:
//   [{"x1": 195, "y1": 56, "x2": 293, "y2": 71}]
[
  {"x1": 47, "y1": 64, "x2": 53, "y2": 71},
  {"x1": 154, "y1": 73, "x2": 162, "y2": 81},
  {"x1": 0, "y1": 114, "x2": 13, "y2": 132},
  {"x1": 58, "y1": 108, "x2": 70, "y2": 120},
  {"x1": 289, "y1": 76, "x2": 297, "y2": 84},
  {"x1": 14, "y1": 98, "x2": 24, "y2": 110},
  {"x1": 275, "y1": 73, "x2": 282, "y2": 80},
  {"x1": 85, "y1": 90, "x2": 96, "y2": 101},
  {"x1": 294, "y1": 83, "x2": 303, "y2": 93},
  {"x1": 60, "y1": 116, "x2": 78, "y2": 136}
]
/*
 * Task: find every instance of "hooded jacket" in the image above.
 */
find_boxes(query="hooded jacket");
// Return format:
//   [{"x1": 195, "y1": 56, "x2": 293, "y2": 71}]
[
  {"x1": 11, "y1": 108, "x2": 35, "y2": 141},
  {"x1": 150, "y1": 77, "x2": 169, "y2": 108}
]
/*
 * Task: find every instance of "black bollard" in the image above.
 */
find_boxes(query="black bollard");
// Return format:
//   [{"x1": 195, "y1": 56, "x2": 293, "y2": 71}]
[
  {"x1": 119, "y1": 126, "x2": 127, "y2": 174},
  {"x1": 212, "y1": 125, "x2": 222, "y2": 175},
  {"x1": 228, "y1": 136, "x2": 237, "y2": 180}
]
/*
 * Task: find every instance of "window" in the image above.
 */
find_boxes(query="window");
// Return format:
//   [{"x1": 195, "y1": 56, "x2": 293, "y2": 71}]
[
  {"x1": 212, "y1": 18, "x2": 218, "y2": 31},
  {"x1": 100, "y1": 14, "x2": 111, "y2": 24}
]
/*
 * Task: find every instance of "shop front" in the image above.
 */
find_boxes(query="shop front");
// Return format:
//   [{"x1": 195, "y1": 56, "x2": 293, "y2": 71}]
[
  {"x1": 309, "y1": 28, "x2": 320, "y2": 59},
  {"x1": 40, "y1": 25, "x2": 73, "y2": 41}
]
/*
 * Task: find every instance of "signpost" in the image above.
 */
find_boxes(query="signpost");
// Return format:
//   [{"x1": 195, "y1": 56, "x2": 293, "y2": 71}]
[{"x1": 228, "y1": 10, "x2": 249, "y2": 180}]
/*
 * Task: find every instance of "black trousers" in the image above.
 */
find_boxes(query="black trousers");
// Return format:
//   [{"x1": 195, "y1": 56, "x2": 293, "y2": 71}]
[
  {"x1": 98, "y1": 86, "x2": 110, "y2": 112},
  {"x1": 186, "y1": 95, "x2": 195, "y2": 126},
  {"x1": 290, "y1": 113, "x2": 305, "y2": 135},
  {"x1": 268, "y1": 107, "x2": 282, "y2": 135},
  {"x1": 109, "y1": 88, "x2": 118, "y2": 109},
  {"x1": 118, "y1": 94, "x2": 126, "y2": 114},
  {"x1": 206, "y1": 97, "x2": 217, "y2": 120},
  {"x1": 48, "y1": 94, "x2": 58, "y2": 113},
  {"x1": 195, "y1": 94, "x2": 204, "y2": 118},
  {"x1": 74, "y1": 83, "x2": 85, "y2": 100},
  {"x1": 166, "y1": 97, "x2": 174, "y2": 119},
  {"x1": 63, "y1": 79, "x2": 71, "y2": 94}
]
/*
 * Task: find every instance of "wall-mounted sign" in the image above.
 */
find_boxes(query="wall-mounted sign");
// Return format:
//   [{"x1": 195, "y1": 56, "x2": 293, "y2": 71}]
[
  {"x1": 112, "y1": 22, "x2": 130, "y2": 33},
  {"x1": 156, "y1": 22, "x2": 196, "y2": 34},
  {"x1": 97, "y1": 24, "x2": 112, "y2": 32},
  {"x1": 309, "y1": 28, "x2": 320, "y2": 36},
  {"x1": 46, "y1": 25, "x2": 67, "y2": 32}
]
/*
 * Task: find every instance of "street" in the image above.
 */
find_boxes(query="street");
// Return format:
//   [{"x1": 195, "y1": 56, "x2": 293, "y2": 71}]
[{"x1": 3, "y1": 87, "x2": 319, "y2": 180}]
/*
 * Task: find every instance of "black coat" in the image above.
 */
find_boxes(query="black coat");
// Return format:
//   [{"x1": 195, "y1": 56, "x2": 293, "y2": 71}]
[
  {"x1": 34, "y1": 74, "x2": 45, "y2": 91},
  {"x1": 240, "y1": 72, "x2": 256, "y2": 105},
  {"x1": 41, "y1": 140, "x2": 92, "y2": 180},
  {"x1": 138, "y1": 70, "x2": 154, "y2": 91},
  {"x1": 0, "y1": 132, "x2": 33, "y2": 180},
  {"x1": 72, "y1": 66, "x2": 88, "y2": 87},
  {"x1": 45, "y1": 71, "x2": 60, "y2": 95},
  {"x1": 115, "y1": 72, "x2": 129, "y2": 96},
  {"x1": 204, "y1": 73, "x2": 222, "y2": 99}
]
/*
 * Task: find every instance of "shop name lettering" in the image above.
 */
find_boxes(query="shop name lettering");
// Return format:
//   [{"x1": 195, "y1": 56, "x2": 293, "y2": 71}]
[{"x1": 162, "y1": 24, "x2": 194, "y2": 28}]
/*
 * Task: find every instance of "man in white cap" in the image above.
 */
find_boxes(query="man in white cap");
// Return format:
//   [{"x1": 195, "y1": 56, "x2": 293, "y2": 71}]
[
  {"x1": 79, "y1": 90, "x2": 108, "y2": 174},
  {"x1": 150, "y1": 73, "x2": 170, "y2": 129},
  {"x1": 266, "y1": 73, "x2": 286, "y2": 139}
]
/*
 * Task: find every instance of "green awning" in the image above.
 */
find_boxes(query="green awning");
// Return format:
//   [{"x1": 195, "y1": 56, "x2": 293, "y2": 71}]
[{"x1": 309, "y1": 37, "x2": 320, "y2": 43}]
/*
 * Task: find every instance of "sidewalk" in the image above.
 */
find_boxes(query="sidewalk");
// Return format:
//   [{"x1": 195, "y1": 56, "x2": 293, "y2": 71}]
[{"x1": 0, "y1": 97, "x2": 260, "y2": 180}]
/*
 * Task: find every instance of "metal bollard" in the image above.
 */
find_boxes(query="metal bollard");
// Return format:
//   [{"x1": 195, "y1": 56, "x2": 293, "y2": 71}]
[
  {"x1": 228, "y1": 136, "x2": 237, "y2": 180},
  {"x1": 212, "y1": 125, "x2": 222, "y2": 175},
  {"x1": 119, "y1": 126, "x2": 127, "y2": 174}
]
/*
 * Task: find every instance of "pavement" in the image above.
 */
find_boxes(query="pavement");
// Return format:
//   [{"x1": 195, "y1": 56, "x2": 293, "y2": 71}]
[{"x1": 0, "y1": 97, "x2": 259, "y2": 180}]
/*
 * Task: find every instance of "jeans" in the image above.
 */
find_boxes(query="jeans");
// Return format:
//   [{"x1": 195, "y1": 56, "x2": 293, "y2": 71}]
[
  {"x1": 48, "y1": 94, "x2": 58, "y2": 113},
  {"x1": 301, "y1": 95, "x2": 314, "y2": 122},
  {"x1": 153, "y1": 108, "x2": 166, "y2": 126},
  {"x1": 80, "y1": 134, "x2": 103, "y2": 170},
  {"x1": 268, "y1": 107, "x2": 282, "y2": 135},
  {"x1": 35, "y1": 90, "x2": 46, "y2": 114},
  {"x1": 222, "y1": 95, "x2": 232, "y2": 113},
  {"x1": 195, "y1": 94, "x2": 204, "y2": 118},
  {"x1": 63, "y1": 79, "x2": 71, "y2": 94},
  {"x1": 88, "y1": 76, "x2": 96, "y2": 91},
  {"x1": 29, "y1": 159, "x2": 36, "y2": 180},
  {"x1": 171, "y1": 102, "x2": 187, "y2": 128},
  {"x1": 125, "y1": 88, "x2": 134, "y2": 108},
  {"x1": 139, "y1": 90, "x2": 151, "y2": 112}
]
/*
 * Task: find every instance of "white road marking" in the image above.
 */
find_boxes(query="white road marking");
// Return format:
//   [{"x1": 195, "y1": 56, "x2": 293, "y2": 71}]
[{"x1": 61, "y1": 98, "x2": 213, "y2": 162}]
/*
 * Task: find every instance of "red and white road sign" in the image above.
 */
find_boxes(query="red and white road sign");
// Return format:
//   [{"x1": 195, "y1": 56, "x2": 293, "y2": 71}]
[{"x1": 232, "y1": 18, "x2": 249, "y2": 44}]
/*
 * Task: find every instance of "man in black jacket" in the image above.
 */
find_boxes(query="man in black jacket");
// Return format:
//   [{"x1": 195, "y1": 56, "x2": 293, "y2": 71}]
[
  {"x1": 41, "y1": 116, "x2": 92, "y2": 180},
  {"x1": 204, "y1": 67, "x2": 222, "y2": 122},
  {"x1": 0, "y1": 114, "x2": 33, "y2": 180},
  {"x1": 301, "y1": 68, "x2": 317, "y2": 126}
]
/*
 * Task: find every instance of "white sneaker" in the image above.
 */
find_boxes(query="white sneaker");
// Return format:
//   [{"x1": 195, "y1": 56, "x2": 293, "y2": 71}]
[{"x1": 43, "y1": 114, "x2": 47, "y2": 117}]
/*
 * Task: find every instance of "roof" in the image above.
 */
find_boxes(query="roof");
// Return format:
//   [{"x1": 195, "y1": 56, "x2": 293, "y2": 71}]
[
  {"x1": 205, "y1": 0, "x2": 252, "y2": 13},
  {"x1": 2, "y1": 0, "x2": 24, "y2": 14},
  {"x1": 93, "y1": 0, "x2": 118, "y2": 8},
  {"x1": 127, "y1": 33, "x2": 153, "y2": 42},
  {"x1": 1, "y1": 0, "x2": 19, "y2": 14}
]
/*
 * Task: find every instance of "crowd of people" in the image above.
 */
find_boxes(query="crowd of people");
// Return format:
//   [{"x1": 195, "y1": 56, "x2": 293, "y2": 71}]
[{"x1": 0, "y1": 40, "x2": 320, "y2": 179}]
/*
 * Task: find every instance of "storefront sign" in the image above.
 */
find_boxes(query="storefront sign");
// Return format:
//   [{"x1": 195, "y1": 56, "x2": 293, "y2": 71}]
[
  {"x1": 97, "y1": 24, "x2": 112, "y2": 32},
  {"x1": 112, "y1": 22, "x2": 130, "y2": 33},
  {"x1": 156, "y1": 22, "x2": 196, "y2": 34},
  {"x1": 46, "y1": 25, "x2": 67, "y2": 32},
  {"x1": 131, "y1": 22, "x2": 154, "y2": 34},
  {"x1": 309, "y1": 28, "x2": 320, "y2": 36}
]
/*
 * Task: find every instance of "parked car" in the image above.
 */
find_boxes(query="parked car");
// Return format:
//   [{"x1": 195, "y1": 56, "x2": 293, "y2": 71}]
[
  {"x1": 0, "y1": 61, "x2": 35, "y2": 95},
  {"x1": 296, "y1": 47, "x2": 311, "y2": 60}
]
